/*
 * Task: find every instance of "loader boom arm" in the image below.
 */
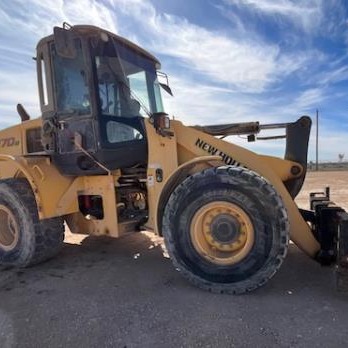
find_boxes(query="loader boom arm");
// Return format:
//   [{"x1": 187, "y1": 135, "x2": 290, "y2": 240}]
[{"x1": 169, "y1": 118, "x2": 320, "y2": 257}]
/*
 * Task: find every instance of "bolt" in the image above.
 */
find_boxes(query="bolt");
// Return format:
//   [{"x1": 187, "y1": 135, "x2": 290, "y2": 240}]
[{"x1": 291, "y1": 165, "x2": 301, "y2": 175}]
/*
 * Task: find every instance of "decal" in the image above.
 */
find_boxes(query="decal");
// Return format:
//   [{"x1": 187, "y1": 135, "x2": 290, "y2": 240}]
[
  {"x1": 0, "y1": 137, "x2": 20, "y2": 147},
  {"x1": 195, "y1": 138, "x2": 240, "y2": 166}
]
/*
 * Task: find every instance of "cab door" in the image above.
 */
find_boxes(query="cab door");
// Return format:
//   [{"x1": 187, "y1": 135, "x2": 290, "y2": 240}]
[{"x1": 50, "y1": 38, "x2": 97, "y2": 156}]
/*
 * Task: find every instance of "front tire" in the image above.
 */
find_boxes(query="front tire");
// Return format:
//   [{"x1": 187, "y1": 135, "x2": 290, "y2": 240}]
[
  {"x1": 0, "y1": 178, "x2": 64, "y2": 267},
  {"x1": 162, "y1": 167, "x2": 289, "y2": 294}
]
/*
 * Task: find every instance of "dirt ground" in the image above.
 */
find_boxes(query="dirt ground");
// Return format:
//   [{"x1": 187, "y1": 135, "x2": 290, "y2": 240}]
[
  {"x1": 1, "y1": 171, "x2": 348, "y2": 348},
  {"x1": 296, "y1": 171, "x2": 348, "y2": 211}
]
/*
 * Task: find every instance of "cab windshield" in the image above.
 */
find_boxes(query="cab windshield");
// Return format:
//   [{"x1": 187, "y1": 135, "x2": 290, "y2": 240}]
[{"x1": 92, "y1": 37, "x2": 164, "y2": 118}]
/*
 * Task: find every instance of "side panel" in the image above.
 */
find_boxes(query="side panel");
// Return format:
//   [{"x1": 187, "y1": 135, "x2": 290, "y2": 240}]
[
  {"x1": 0, "y1": 125, "x2": 23, "y2": 156},
  {"x1": 0, "y1": 118, "x2": 42, "y2": 157},
  {"x1": 65, "y1": 175, "x2": 119, "y2": 237},
  {"x1": 144, "y1": 119, "x2": 178, "y2": 231},
  {"x1": 0, "y1": 156, "x2": 120, "y2": 237}
]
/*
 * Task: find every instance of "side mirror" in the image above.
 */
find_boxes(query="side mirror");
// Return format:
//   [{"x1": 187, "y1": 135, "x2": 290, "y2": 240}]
[
  {"x1": 53, "y1": 26, "x2": 76, "y2": 58},
  {"x1": 157, "y1": 71, "x2": 173, "y2": 96},
  {"x1": 159, "y1": 83, "x2": 173, "y2": 96}
]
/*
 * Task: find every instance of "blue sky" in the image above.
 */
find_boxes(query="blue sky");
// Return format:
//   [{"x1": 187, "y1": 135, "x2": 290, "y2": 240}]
[{"x1": 0, "y1": 0, "x2": 347, "y2": 161}]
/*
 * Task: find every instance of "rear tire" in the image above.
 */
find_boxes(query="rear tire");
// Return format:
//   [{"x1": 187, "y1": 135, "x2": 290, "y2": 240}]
[
  {"x1": 162, "y1": 167, "x2": 289, "y2": 294},
  {"x1": 0, "y1": 178, "x2": 64, "y2": 267}
]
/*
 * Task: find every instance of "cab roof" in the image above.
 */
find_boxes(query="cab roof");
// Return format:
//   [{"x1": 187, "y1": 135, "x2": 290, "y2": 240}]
[{"x1": 36, "y1": 24, "x2": 161, "y2": 69}]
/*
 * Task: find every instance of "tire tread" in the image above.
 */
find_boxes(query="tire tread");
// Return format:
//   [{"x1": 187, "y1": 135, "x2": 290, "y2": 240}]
[
  {"x1": 0, "y1": 178, "x2": 64, "y2": 267},
  {"x1": 163, "y1": 166, "x2": 289, "y2": 294}
]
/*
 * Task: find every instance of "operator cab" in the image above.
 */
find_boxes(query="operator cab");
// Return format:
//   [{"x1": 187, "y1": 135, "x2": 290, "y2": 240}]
[{"x1": 36, "y1": 24, "x2": 165, "y2": 175}]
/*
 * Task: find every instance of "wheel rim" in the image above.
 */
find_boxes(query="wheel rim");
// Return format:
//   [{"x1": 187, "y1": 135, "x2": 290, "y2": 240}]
[
  {"x1": 0, "y1": 205, "x2": 19, "y2": 251},
  {"x1": 190, "y1": 201, "x2": 254, "y2": 265}
]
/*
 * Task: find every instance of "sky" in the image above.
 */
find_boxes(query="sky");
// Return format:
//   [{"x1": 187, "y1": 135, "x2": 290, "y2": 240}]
[{"x1": 0, "y1": 0, "x2": 348, "y2": 161}]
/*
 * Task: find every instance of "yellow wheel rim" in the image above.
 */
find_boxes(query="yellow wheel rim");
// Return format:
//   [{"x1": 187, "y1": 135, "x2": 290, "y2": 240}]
[
  {"x1": 190, "y1": 201, "x2": 254, "y2": 265},
  {"x1": 0, "y1": 205, "x2": 19, "y2": 252}
]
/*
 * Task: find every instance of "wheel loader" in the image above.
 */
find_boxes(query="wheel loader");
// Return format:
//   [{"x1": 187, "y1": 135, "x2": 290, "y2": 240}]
[{"x1": 0, "y1": 24, "x2": 347, "y2": 294}]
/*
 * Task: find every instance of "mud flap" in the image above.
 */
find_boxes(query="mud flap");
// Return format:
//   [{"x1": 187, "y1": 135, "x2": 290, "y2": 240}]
[{"x1": 336, "y1": 212, "x2": 348, "y2": 292}]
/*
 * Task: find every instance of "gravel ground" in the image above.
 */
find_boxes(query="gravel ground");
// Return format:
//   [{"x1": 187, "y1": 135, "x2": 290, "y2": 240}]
[{"x1": 0, "y1": 171, "x2": 348, "y2": 348}]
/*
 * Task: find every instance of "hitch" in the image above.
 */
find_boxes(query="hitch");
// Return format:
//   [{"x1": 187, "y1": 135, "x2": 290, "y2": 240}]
[
  {"x1": 301, "y1": 187, "x2": 348, "y2": 291},
  {"x1": 336, "y1": 212, "x2": 348, "y2": 292},
  {"x1": 301, "y1": 187, "x2": 341, "y2": 264},
  {"x1": 310, "y1": 187, "x2": 331, "y2": 210}
]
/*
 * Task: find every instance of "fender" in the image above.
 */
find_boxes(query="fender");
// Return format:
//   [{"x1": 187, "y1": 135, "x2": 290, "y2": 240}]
[
  {"x1": 0, "y1": 154, "x2": 43, "y2": 217},
  {"x1": 156, "y1": 155, "x2": 224, "y2": 235},
  {"x1": 0, "y1": 154, "x2": 77, "y2": 219}
]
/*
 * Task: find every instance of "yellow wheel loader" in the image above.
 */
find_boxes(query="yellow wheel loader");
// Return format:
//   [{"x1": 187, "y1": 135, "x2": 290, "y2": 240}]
[{"x1": 0, "y1": 24, "x2": 347, "y2": 294}]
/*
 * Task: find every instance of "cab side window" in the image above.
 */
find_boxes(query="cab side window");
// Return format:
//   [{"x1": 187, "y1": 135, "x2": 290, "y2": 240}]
[{"x1": 51, "y1": 39, "x2": 91, "y2": 115}]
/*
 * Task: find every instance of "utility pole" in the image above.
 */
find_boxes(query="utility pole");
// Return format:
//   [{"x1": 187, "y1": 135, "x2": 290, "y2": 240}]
[{"x1": 316, "y1": 109, "x2": 319, "y2": 171}]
